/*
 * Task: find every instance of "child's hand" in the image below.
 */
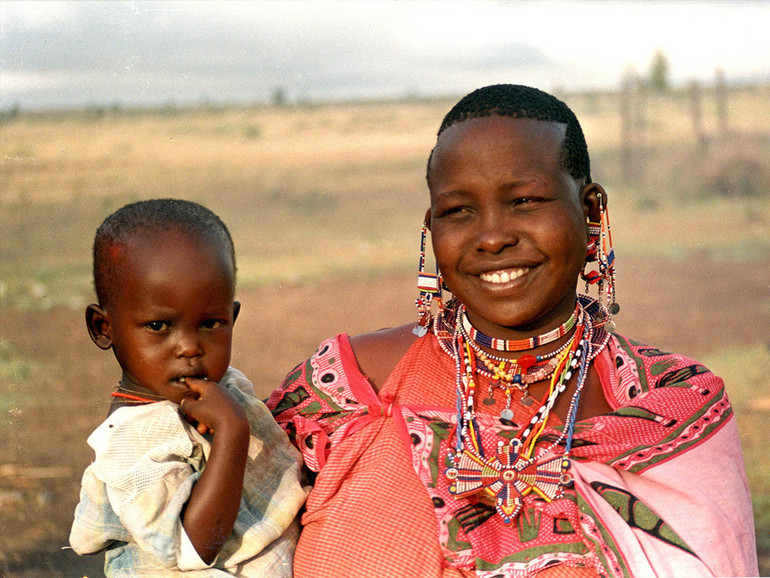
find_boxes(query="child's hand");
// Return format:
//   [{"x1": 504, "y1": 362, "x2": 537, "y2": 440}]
[
  {"x1": 179, "y1": 378, "x2": 248, "y2": 437},
  {"x1": 178, "y1": 376, "x2": 251, "y2": 564}
]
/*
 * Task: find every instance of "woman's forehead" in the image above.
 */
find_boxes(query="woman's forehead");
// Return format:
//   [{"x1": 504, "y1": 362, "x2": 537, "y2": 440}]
[
  {"x1": 436, "y1": 116, "x2": 566, "y2": 151},
  {"x1": 430, "y1": 116, "x2": 568, "y2": 182}
]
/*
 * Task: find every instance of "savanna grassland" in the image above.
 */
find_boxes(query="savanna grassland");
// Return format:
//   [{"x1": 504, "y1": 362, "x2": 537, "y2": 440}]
[{"x1": 1, "y1": 86, "x2": 769, "y2": 576}]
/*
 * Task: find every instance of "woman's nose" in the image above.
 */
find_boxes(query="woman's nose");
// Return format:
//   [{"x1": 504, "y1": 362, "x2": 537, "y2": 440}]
[{"x1": 475, "y1": 210, "x2": 518, "y2": 254}]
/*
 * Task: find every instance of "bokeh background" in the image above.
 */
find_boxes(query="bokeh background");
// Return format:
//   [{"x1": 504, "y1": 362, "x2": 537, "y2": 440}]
[{"x1": 2, "y1": 2, "x2": 769, "y2": 575}]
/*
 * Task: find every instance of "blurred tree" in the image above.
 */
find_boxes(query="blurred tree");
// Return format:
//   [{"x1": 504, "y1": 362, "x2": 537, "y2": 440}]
[
  {"x1": 272, "y1": 87, "x2": 288, "y2": 107},
  {"x1": 649, "y1": 49, "x2": 670, "y2": 93}
]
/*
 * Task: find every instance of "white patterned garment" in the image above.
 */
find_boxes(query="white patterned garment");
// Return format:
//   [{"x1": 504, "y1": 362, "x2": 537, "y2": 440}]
[{"x1": 70, "y1": 367, "x2": 308, "y2": 577}]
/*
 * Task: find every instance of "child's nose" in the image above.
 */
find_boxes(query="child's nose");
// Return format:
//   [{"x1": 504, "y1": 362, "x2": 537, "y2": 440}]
[{"x1": 176, "y1": 332, "x2": 202, "y2": 358}]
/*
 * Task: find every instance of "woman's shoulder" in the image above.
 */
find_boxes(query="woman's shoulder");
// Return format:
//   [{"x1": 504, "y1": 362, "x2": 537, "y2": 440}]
[
  {"x1": 606, "y1": 332, "x2": 724, "y2": 396},
  {"x1": 348, "y1": 322, "x2": 420, "y2": 392},
  {"x1": 270, "y1": 324, "x2": 418, "y2": 407},
  {"x1": 609, "y1": 332, "x2": 713, "y2": 368}
]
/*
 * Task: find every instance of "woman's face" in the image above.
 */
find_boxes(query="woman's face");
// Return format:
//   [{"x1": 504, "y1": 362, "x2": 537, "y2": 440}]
[{"x1": 427, "y1": 115, "x2": 596, "y2": 339}]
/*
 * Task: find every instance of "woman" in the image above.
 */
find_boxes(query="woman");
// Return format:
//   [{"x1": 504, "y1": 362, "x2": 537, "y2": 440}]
[{"x1": 267, "y1": 85, "x2": 757, "y2": 577}]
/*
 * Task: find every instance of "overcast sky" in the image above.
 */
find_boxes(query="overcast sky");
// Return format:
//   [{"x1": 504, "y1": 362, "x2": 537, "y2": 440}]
[{"x1": 2, "y1": 0, "x2": 769, "y2": 111}]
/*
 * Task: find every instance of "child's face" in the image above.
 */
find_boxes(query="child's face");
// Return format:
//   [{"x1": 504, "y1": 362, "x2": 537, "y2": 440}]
[
  {"x1": 427, "y1": 115, "x2": 594, "y2": 338},
  {"x1": 99, "y1": 229, "x2": 237, "y2": 403}
]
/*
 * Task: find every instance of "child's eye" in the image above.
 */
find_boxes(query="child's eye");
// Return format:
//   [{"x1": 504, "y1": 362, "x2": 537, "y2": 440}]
[
  {"x1": 202, "y1": 319, "x2": 224, "y2": 330},
  {"x1": 145, "y1": 320, "x2": 170, "y2": 331}
]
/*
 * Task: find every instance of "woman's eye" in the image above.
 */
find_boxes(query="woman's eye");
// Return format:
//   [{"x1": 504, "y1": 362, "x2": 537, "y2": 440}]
[
  {"x1": 513, "y1": 195, "x2": 549, "y2": 206},
  {"x1": 439, "y1": 205, "x2": 469, "y2": 218},
  {"x1": 146, "y1": 320, "x2": 169, "y2": 331}
]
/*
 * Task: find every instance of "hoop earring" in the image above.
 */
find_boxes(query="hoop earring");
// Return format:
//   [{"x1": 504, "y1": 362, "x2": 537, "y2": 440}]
[
  {"x1": 580, "y1": 192, "x2": 619, "y2": 318},
  {"x1": 414, "y1": 221, "x2": 443, "y2": 337}
]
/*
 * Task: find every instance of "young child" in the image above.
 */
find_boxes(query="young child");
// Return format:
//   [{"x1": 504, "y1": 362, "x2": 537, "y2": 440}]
[{"x1": 69, "y1": 199, "x2": 307, "y2": 576}]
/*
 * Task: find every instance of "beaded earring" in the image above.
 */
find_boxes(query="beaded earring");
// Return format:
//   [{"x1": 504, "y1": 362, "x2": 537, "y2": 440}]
[
  {"x1": 580, "y1": 192, "x2": 619, "y2": 321},
  {"x1": 414, "y1": 221, "x2": 443, "y2": 337}
]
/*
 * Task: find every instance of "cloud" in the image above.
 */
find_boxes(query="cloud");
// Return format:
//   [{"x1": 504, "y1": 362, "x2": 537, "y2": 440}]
[
  {"x1": 1, "y1": 1, "x2": 556, "y2": 107},
  {"x1": 2, "y1": 0, "x2": 769, "y2": 110}
]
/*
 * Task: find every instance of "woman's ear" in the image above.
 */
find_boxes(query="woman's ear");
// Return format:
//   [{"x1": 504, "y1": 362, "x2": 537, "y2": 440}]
[
  {"x1": 85, "y1": 304, "x2": 113, "y2": 350},
  {"x1": 232, "y1": 301, "x2": 241, "y2": 325},
  {"x1": 581, "y1": 182, "x2": 607, "y2": 223},
  {"x1": 424, "y1": 208, "x2": 432, "y2": 231}
]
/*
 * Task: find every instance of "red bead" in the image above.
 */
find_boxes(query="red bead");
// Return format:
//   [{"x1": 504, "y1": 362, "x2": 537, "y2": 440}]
[{"x1": 518, "y1": 354, "x2": 537, "y2": 372}]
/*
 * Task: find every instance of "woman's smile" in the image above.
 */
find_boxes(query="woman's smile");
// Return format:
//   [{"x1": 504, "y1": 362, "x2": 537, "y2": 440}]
[{"x1": 478, "y1": 268, "x2": 529, "y2": 285}]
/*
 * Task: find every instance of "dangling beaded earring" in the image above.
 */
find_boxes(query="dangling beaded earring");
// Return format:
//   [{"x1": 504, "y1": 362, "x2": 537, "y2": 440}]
[
  {"x1": 414, "y1": 221, "x2": 443, "y2": 337},
  {"x1": 585, "y1": 221, "x2": 601, "y2": 264},
  {"x1": 581, "y1": 192, "x2": 619, "y2": 325}
]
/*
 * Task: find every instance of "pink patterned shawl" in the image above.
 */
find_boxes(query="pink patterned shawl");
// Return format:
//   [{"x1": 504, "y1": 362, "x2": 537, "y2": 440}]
[{"x1": 267, "y1": 331, "x2": 757, "y2": 577}]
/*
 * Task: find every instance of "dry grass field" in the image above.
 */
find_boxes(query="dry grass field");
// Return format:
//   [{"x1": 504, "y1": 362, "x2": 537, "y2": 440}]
[{"x1": 1, "y1": 86, "x2": 769, "y2": 576}]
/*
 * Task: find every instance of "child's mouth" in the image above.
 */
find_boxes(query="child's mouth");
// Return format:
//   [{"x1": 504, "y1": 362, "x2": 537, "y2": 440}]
[{"x1": 175, "y1": 375, "x2": 207, "y2": 384}]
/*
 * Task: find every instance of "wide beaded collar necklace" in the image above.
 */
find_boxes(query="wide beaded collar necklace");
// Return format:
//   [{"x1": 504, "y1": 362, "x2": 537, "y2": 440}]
[{"x1": 460, "y1": 301, "x2": 580, "y2": 352}]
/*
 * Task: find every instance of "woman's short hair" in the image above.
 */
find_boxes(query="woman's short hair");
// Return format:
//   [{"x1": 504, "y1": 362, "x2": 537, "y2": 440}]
[{"x1": 429, "y1": 84, "x2": 591, "y2": 184}]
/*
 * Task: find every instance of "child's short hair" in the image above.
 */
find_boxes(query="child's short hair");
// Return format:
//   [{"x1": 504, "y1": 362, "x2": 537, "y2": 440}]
[
  {"x1": 428, "y1": 84, "x2": 591, "y2": 185},
  {"x1": 93, "y1": 198, "x2": 235, "y2": 308}
]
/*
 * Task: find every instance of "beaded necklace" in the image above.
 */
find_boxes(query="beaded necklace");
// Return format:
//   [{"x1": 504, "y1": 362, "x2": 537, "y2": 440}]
[
  {"x1": 436, "y1": 296, "x2": 605, "y2": 525},
  {"x1": 460, "y1": 301, "x2": 579, "y2": 352},
  {"x1": 457, "y1": 305, "x2": 576, "y2": 413},
  {"x1": 111, "y1": 384, "x2": 165, "y2": 404}
]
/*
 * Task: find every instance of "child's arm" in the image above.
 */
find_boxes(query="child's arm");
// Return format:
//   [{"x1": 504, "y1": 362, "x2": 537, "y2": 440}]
[{"x1": 178, "y1": 377, "x2": 250, "y2": 565}]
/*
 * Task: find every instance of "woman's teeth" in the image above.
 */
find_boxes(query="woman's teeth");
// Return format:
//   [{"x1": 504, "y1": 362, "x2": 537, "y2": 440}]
[{"x1": 479, "y1": 269, "x2": 527, "y2": 284}]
